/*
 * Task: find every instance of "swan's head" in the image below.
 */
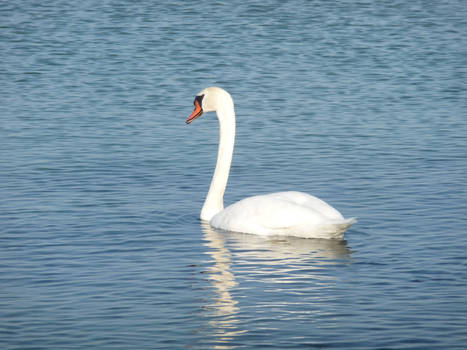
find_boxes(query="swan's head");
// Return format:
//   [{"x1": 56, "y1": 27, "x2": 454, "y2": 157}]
[{"x1": 186, "y1": 87, "x2": 233, "y2": 124}]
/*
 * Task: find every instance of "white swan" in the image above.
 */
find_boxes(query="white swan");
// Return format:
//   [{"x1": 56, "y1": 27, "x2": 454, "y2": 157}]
[{"x1": 186, "y1": 87, "x2": 355, "y2": 240}]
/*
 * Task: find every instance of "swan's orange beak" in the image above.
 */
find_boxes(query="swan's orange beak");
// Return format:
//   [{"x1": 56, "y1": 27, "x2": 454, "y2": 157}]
[{"x1": 186, "y1": 97, "x2": 203, "y2": 124}]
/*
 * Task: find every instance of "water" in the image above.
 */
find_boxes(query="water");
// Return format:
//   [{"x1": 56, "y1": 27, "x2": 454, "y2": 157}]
[{"x1": 1, "y1": 0, "x2": 467, "y2": 348}]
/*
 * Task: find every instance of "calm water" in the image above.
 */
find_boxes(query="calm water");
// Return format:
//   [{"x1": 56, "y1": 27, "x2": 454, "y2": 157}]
[{"x1": 1, "y1": 0, "x2": 467, "y2": 349}]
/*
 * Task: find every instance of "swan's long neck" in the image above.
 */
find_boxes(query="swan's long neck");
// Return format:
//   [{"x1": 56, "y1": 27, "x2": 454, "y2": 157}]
[{"x1": 200, "y1": 100, "x2": 235, "y2": 221}]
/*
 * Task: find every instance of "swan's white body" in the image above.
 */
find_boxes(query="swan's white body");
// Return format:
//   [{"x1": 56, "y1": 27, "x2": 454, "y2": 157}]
[{"x1": 186, "y1": 87, "x2": 355, "y2": 240}]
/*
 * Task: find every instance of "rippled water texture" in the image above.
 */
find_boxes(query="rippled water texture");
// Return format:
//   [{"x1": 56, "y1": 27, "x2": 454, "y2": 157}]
[{"x1": 1, "y1": 0, "x2": 467, "y2": 349}]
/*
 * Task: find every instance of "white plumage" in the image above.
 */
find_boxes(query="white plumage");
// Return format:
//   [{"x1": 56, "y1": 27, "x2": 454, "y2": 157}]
[{"x1": 186, "y1": 87, "x2": 355, "y2": 240}]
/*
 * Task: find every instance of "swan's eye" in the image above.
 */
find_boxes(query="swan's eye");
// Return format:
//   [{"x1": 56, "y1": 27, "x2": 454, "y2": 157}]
[{"x1": 194, "y1": 94, "x2": 204, "y2": 107}]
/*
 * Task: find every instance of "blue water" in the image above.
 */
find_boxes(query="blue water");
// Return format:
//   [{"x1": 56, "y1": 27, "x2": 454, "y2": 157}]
[{"x1": 1, "y1": 0, "x2": 467, "y2": 349}]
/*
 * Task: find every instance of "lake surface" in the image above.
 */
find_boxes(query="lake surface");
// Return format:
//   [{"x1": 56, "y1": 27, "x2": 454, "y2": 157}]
[{"x1": 1, "y1": 0, "x2": 467, "y2": 349}]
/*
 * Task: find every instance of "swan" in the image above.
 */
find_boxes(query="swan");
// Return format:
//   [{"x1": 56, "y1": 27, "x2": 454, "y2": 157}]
[{"x1": 186, "y1": 87, "x2": 355, "y2": 239}]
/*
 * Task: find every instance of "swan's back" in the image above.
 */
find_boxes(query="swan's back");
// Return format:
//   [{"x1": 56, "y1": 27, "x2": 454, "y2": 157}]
[{"x1": 210, "y1": 191, "x2": 355, "y2": 239}]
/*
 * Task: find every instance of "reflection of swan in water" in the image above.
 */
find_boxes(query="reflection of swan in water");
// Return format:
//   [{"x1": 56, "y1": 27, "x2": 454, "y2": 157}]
[
  {"x1": 200, "y1": 222, "x2": 352, "y2": 346},
  {"x1": 201, "y1": 222, "x2": 245, "y2": 346},
  {"x1": 225, "y1": 230, "x2": 351, "y2": 264},
  {"x1": 202, "y1": 222, "x2": 239, "y2": 317}
]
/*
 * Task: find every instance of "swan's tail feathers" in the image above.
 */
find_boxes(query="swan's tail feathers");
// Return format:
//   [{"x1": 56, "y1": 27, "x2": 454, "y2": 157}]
[
  {"x1": 339, "y1": 217, "x2": 356, "y2": 229},
  {"x1": 340, "y1": 217, "x2": 357, "y2": 228},
  {"x1": 325, "y1": 217, "x2": 357, "y2": 240},
  {"x1": 283, "y1": 217, "x2": 357, "y2": 240}
]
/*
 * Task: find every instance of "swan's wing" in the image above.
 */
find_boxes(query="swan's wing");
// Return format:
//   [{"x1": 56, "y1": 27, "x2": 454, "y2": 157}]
[
  {"x1": 263, "y1": 191, "x2": 345, "y2": 220},
  {"x1": 211, "y1": 192, "x2": 349, "y2": 236}
]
